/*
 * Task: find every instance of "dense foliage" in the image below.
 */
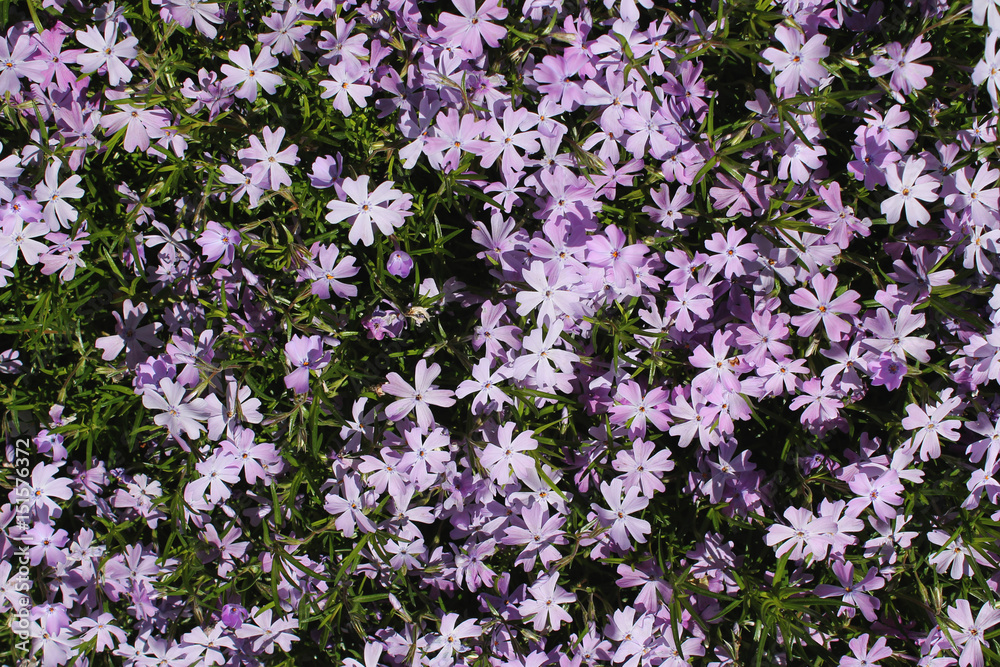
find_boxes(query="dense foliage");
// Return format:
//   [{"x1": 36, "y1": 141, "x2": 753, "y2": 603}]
[{"x1": 3, "y1": 0, "x2": 1000, "y2": 666}]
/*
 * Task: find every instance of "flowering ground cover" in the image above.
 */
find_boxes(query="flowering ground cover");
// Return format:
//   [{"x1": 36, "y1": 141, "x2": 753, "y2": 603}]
[{"x1": 4, "y1": 0, "x2": 1000, "y2": 665}]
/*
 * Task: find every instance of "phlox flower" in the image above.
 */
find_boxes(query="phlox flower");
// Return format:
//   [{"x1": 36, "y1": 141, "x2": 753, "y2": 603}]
[
  {"x1": 219, "y1": 163, "x2": 265, "y2": 208},
  {"x1": 141, "y1": 377, "x2": 211, "y2": 442},
  {"x1": 323, "y1": 474, "x2": 376, "y2": 538},
  {"x1": 382, "y1": 360, "x2": 456, "y2": 428},
  {"x1": 790, "y1": 378, "x2": 844, "y2": 426},
  {"x1": 456, "y1": 358, "x2": 512, "y2": 415},
  {"x1": 301, "y1": 243, "x2": 359, "y2": 299},
  {"x1": 72, "y1": 613, "x2": 127, "y2": 653},
  {"x1": 238, "y1": 127, "x2": 299, "y2": 191},
  {"x1": 192, "y1": 452, "x2": 242, "y2": 505},
  {"x1": 668, "y1": 390, "x2": 720, "y2": 449},
  {"x1": 75, "y1": 23, "x2": 137, "y2": 87},
  {"x1": 778, "y1": 135, "x2": 827, "y2": 184},
  {"x1": 789, "y1": 273, "x2": 861, "y2": 342},
  {"x1": 221, "y1": 429, "x2": 279, "y2": 485},
  {"x1": 704, "y1": 226, "x2": 757, "y2": 279},
  {"x1": 765, "y1": 506, "x2": 837, "y2": 562},
  {"x1": 162, "y1": 0, "x2": 223, "y2": 38},
  {"x1": 689, "y1": 331, "x2": 748, "y2": 394},
  {"x1": 424, "y1": 109, "x2": 488, "y2": 173},
  {"x1": 220, "y1": 45, "x2": 283, "y2": 102},
  {"x1": 325, "y1": 176, "x2": 412, "y2": 246},
  {"x1": 735, "y1": 311, "x2": 793, "y2": 367},
  {"x1": 586, "y1": 225, "x2": 648, "y2": 288},
  {"x1": 0, "y1": 32, "x2": 46, "y2": 96},
  {"x1": 454, "y1": 539, "x2": 497, "y2": 592},
  {"x1": 760, "y1": 25, "x2": 830, "y2": 97},
  {"x1": 972, "y1": 0, "x2": 1000, "y2": 29},
  {"x1": 515, "y1": 261, "x2": 584, "y2": 327},
  {"x1": 881, "y1": 157, "x2": 940, "y2": 226},
  {"x1": 428, "y1": 614, "x2": 481, "y2": 663},
  {"x1": 479, "y1": 422, "x2": 537, "y2": 485},
  {"x1": 235, "y1": 607, "x2": 299, "y2": 654},
  {"x1": 946, "y1": 163, "x2": 1000, "y2": 228},
  {"x1": 612, "y1": 439, "x2": 674, "y2": 497},
  {"x1": 928, "y1": 530, "x2": 984, "y2": 579},
  {"x1": 839, "y1": 632, "x2": 893, "y2": 667},
  {"x1": 0, "y1": 216, "x2": 50, "y2": 267},
  {"x1": 283, "y1": 335, "x2": 330, "y2": 394},
  {"x1": 479, "y1": 106, "x2": 539, "y2": 174},
  {"x1": 501, "y1": 501, "x2": 567, "y2": 570},
  {"x1": 973, "y1": 33, "x2": 1000, "y2": 110},
  {"x1": 12, "y1": 463, "x2": 72, "y2": 519},
  {"x1": 429, "y1": 0, "x2": 508, "y2": 58},
  {"x1": 509, "y1": 321, "x2": 580, "y2": 394},
  {"x1": 33, "y1": 159, "x2": 83, "y2": 231},
  {"x1": 592, "y1": 478, "x2": 651, "y2": 551},
  {"x1": 320, "y1": 61, "x2": 373, "y2": 116},
  {"x1": 518, "y1": 572, "x2": 575, "y2": 631},
  {"x1": 815, "y1": 560, "x2": 884, "y2": 622},
  {"x1": 900, "y1": 393, "x2": 962, "y2": 461},
  {"x1": 23, "y1": 522, "x2": 69, "y2": 566},
  {"x1": 259, "y1": 8, "x2": 313, "y2": 56},
  {"x1": 945, "y1": 599, "x2": 1000, "y2": 667},
  {"x1": 197, "y1": 221, "x2": 240, "y2": 265},
  {"x1": 863, "y1": 305, "x2": 934, "y2": 363},
  {"x1": 608, "y1": 381, "x2": 672, "y2": 438},
  {"x1": 869, "y1": 353, "x2": 907, "y2": 390},
  {"x1": 95, "y1": 299, "x2": 163, "y2": 368},
  {"x1": 869, "y1": 36, "x2": 933, "y2": 96},
  {"x1": 100, "y1": 104, "x2": 172, "y2": 153},
  {"x1": 847, "y1": 470, "x2": 904, "y2": 522},
  {"x1": 664, "y1": 279, "x2": 713, "y2": 333}
]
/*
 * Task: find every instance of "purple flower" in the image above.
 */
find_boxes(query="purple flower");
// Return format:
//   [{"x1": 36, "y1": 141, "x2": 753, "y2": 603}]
[
  {"x1": 325, "y1": 176, "x2": 412, "y2": 246},
  {"x1": 760, "y1": 25, "x2": 830, "y2": 97},
  {"x1": 238, "y1": 127, "x2": 299, "y2": 191},
  {"x1": 21, "y1": 520, "x2": 67, "y2": 567},
  {"x1": 382, "y1": 360, "x2": 456, "y2": 428},
  {"x1": 220, "y1": 603, "x2": 249, "y2": 629},
  {"x1": 868, "y1": 36, "x2": 933, "y2": 96},
  {"x1": 881, "y1": 157, "x2": 940, "y2": 227},
  {"x1": 197, "y1": 221, "x2": 241, "y2": 264},
  {"x1": 75, "y1": 23, "x2": 137, "y2": 87},
  {"x1": 517, "y1": 572, "x2": 575, "y2": 631},
  {"x1": 363, "y1": 302, "x2": 405, "y2": 340},
  {"x1": 386, "y1": 248, "x2": 413, "y2": 278},
  {"x1": 764, "y1": 506, "x2": 836, "y2": 563},
  {"x1": 840, "y1": 635, "x2": 893, "y2": 667},
  {"x1": 162, "y1": 0, "x2": 223, "y2": 38},
  {"x1": 95, "y1": 299, "x2": 163, "y2": 368},
  {"x1": 71, "y1": 613, "x2": 127, "y2": 652},
  {"x1": 429, "y1": 0, "x2": 508, "y2": 59},
  {"x1": 283, "y1": 335, "x2": 330, "y2": 394},
  {"x1": 302, "y1": 243, "x2": 359, "y2": 299},
  {"x1": 141, "y1": 377, "x2": 211, "y2": 442},
  {"x1": 789, "y1": 274, "x2": 861, "y2": 341},
  {"x1": 592, "y1": 478, "x2": 651, "y2": 551},
  {"x1": 946, "y1": 599, "x2": 1000, "y2": 667},
  {"x1": 814, "y1": 560, "x2": 884, "y2": 622},
  {"x1": 235, "y1": 607, "x2": 299, "y2": 654},
  {"x1": 867, "y1": 353, "x2": 905, "y2": 389},
  {"x1": 99, "y1": 104, "x2": 172, "y2": 153},
  {"x1": 220, "y1": 45, "x2": 283, "y2": 102},
  {"x1": 479, "y1": 422, "x2": 537, "y2": 485}
]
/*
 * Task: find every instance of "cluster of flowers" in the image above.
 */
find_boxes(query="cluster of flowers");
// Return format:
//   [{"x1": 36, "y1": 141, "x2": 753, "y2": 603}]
[{"x1": 5, "y1": 0, "x2": 1000, "y2": 666}]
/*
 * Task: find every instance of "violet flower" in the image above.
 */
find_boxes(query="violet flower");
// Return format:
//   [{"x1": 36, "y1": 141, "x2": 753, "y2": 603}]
[
  {"x1": 382, "y1": 360, "x2": 456, "y2": 429},
  {"x1": 283, "y1": 335, "x2": 330, "y2": 394}
]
